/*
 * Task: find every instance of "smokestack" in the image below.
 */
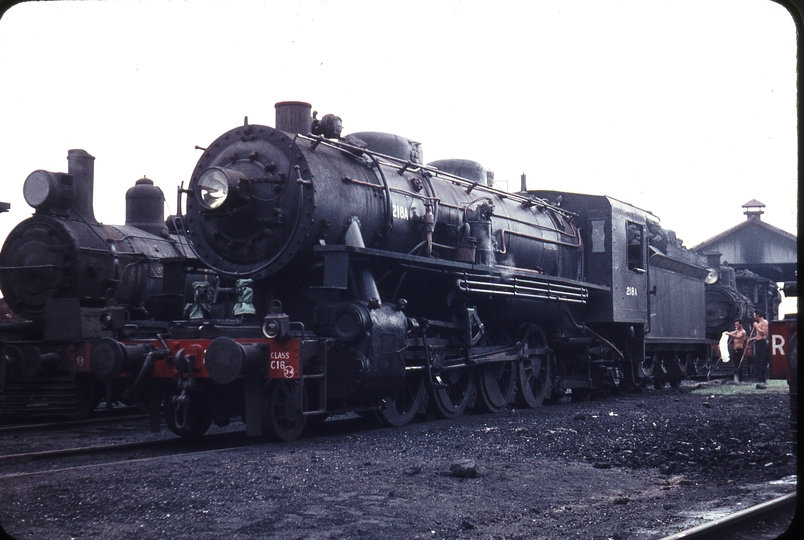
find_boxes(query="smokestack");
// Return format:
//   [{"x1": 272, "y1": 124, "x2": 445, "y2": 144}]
[
  {"x1": 67, "y1": 149, "x2": 97, "y2": 223},
  {"x1": 520, "y1": 173, "x2": 527, "y2": 193},
  {"x1": 275, "y1": 101, "x2": 312, "y2": 134},
  {"x1": 704, "y1": 252, "x2": 722, "y2": 268}
]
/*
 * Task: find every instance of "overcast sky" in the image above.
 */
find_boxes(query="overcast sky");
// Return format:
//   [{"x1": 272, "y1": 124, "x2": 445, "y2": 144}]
[{"x1": 0, "y1": 1, "x2": 797, "y2": 257}]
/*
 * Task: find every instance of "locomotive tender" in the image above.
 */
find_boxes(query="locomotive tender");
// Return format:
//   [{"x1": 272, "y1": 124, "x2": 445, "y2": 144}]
[{"x1": 0, "y1": 102, "x2": 725, "y2": 440}]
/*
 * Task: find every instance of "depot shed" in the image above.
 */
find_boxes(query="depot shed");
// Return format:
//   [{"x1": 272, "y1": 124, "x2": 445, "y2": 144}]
[{"x1": 692, "y1": 200, "x2": 797, "y2": 283}]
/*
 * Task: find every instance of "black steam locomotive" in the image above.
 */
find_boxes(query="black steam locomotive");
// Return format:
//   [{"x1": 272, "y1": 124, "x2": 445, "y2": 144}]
[
  {"x1": 702, "y1": 251, "x2": 781, "y2": 379},
  {"x1": 0, "y1": 102, "x2": 766, "y2": 440},
  {"x1": 0, "y1": 150, "x2": 201, "y2": 418}
]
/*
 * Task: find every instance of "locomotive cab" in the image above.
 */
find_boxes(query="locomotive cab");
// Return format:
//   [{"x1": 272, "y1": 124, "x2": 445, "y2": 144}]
[{"x1": 531, "y1": 192, "x2": 650, "y2": 324}]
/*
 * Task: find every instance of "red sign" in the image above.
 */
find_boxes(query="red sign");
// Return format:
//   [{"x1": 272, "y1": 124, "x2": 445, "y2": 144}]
[
  {"x1": 769, "y1": 319, "x2": 797, "y2": 381},
  {"x1": 267, "y1": 339, "x2": 301, "y2": 379}
]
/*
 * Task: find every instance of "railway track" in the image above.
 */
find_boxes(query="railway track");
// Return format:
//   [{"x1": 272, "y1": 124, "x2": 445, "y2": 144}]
[
  {"x1": 659, "y1": 492, "x2": 798, "y2": 540},
  {"x1": 0, "y1": 411, "x2": 148, "y2": 435},
  {"x1": 0, "y1": 413, "x2": 377, "y2": 480},
  {"x1": 0, "y1": 429, "x2": 252, "y2": 480}
]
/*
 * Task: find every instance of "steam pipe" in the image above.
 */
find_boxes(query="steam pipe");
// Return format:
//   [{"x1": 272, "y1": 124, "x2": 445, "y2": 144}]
[{"x1": 344, "y1": 217, "x2": 382, "y2": 306}]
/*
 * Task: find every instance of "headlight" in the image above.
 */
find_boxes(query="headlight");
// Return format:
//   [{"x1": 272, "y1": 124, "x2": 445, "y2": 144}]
[
  {"x1": 23, "y1": 170, "x2": 61, "y2": 209},
  {"x1": 196, "y1": 168, "x2": 231, "y2": 210},
  {"x1": 704, "y1": 268, "x2": 720, "y2": 285}
]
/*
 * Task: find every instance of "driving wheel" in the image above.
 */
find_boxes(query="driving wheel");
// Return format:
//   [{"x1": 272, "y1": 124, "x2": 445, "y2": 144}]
[
  {"x1": 429, "y1": 368, "x2": 475, "y2": 419},
  {"x1": 475, "y1": 328, "x2": 517, "y2": 413},
  {"x1": 516, "y1": 325, "x2": 552, "y2": 408},
  {"x1": 378, "y1": 367, "x2": 425, "y2": 427}
]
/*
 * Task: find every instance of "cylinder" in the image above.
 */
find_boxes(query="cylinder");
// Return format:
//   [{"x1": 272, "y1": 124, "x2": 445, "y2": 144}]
[{"x1": 275, "y1": 101, "x2": 312, "y2": 134}]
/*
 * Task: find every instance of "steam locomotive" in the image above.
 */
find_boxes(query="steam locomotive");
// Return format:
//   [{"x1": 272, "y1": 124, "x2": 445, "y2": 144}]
[
  {"x1": 0, "y1": 102, "x2": 773, "y2": 440},
  {"x1": 702, "y1": 251, "x2": 781, "y2": 378}
]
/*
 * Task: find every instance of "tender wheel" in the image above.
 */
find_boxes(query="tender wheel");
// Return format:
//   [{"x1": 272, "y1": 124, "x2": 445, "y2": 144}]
[
  {"x1": 639, "y1": 354, "x2": 655, "y2": 378},
  {"x1": 669, "y1": 353, "x2": 689, "y2": 388},
  {"x1": 378, "y1": 368, "x2": 425, "y2": 427},
  {"x1": 516, "y1": 325, "x2": 552, "y2": 408},
  {"x1": 652, "y1": 353, "x2": 665, "y2": 390},
  {"x1": 263, "y1": 380, "x2": 307, "y2": 442},
  {"x1": 429, "y1": 368, "x2": 475, "y2": 419},
  {"x1": 164, "y1": 378, "x2": 212, "y2": 439}
]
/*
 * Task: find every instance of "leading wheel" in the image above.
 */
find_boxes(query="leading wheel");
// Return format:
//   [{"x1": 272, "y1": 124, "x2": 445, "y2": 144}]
[
  {"x1": 263, "y1": 380, "x2": 307, "y2": 442},
  {"x1": 429, "y1": 368, "x2": 475, "y2": 419},
  {"x1": 516, "y1": 325, "x2": 552, "y2": 408},
  {"x1": 378, "y1": 368, "x2": 425, "y2": 427}
]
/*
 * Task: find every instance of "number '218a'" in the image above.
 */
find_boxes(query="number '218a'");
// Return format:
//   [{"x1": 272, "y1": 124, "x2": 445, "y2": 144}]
[{"x1": 392, "y1": 204, "x2": 410, "y2": 220}]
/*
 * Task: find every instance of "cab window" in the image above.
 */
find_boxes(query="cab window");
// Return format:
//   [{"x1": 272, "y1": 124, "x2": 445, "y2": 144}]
[{"x1": 626, "y1": 221, "x2": 645, "y2": 272}]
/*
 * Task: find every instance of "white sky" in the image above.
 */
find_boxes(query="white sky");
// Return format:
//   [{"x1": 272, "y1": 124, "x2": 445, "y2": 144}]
[{"x1": 0, "y1": 0, "x2": 797, "y2": 251}]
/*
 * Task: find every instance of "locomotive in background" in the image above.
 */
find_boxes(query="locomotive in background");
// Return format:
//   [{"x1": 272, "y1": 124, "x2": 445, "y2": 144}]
[
  {"x1": 0, "y1": 102, "x2": 769, "y2": 440},
  {"x1": 703, "y1": 251, "x2": 782, "y2": 379},
  {"x1": 0, "y1": 151, "x2": 201, "y2": 419}
]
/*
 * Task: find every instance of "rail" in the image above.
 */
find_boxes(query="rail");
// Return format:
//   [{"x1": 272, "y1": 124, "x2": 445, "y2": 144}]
[{"x1": 658, "y1": 492, "x2": 797, "y2": 540}]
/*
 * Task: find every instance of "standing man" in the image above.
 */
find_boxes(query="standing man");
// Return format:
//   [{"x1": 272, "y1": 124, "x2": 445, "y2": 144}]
[
  {"x1": 749, "y1": 310, "x2": 769, "y2": 382},
  {"x1": 724, "y1": 319, "x2": 747, "y2": 380}
]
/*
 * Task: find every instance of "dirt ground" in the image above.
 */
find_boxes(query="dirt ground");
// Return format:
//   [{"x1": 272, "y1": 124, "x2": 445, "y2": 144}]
[{"x1": 0, "y1": 379, "x2": 798, "y2": 539}]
